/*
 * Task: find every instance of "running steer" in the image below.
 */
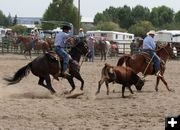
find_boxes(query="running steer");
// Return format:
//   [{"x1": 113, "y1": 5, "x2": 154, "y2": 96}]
[{"x1": 96, "y1": 63, "x2": 144, "y2": 98}]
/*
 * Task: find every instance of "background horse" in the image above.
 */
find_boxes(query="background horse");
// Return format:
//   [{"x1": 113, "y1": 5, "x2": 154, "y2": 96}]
[
  {"x1": 94, "y1": 39, "x2": 111, "y2": 61},
  {"x1": 45, "y1": 37, "x2": 54, "y2": 51},
  {"x1": 16, "y1": 35, "x2": 50, "y2": 58},
  {"x1": 4, "y1": 38, "x2": 89, "y2": 94},
  {"x1": 117, "y1": 43, "x2": 174, "y2": 91}
]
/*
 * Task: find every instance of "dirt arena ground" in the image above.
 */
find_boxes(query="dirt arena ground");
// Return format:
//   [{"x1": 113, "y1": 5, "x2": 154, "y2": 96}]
[{"x1": 0, "y1": 54, "x2": 179, "y2": 130}]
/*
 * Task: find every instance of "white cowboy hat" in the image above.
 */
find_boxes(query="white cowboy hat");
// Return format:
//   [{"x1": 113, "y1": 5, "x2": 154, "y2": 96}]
[
  {"x1": 89, "y1": 36, "x2": 94, "y2": 39},
  {"x1": 147, "y1": 30, "x2": 156, "y2": 35},
  {"x1": 79, "y1": 28, "x2": 83, "y2": 31}
]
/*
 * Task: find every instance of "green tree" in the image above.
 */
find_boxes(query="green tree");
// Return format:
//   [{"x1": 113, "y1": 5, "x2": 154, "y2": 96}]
[
  {"x1": 128, "y1": 21, "x2": 155, "y2": 37},
  {"x1": 13, "y1": 14, "x2": 17, "y2": 25},
  {"x1": 95, "y1": 21, "x2": 126, "y2": 32},
  {"x1": 131, "y1": 5, "x2": 150, "y2": 24},
  {"x1": 7, "y1": 13, "x2": 13, "y2": 26},
  {"x1": 0, "y1": 10, "x2": 7, "y2": 27},
  {"x1": 42, "y1": 0, "x2": 79, "y2": 33},
  {"x1": 116, "y1": 5, "x2": 132, "y2": 29},
  {"x1": 10, "y1": 25, "x2": 27, "y2": 34},
  {"x1": 174, "y1": 11, "x2": 180, "y2": 23},
  {"x1": 161, "y1": 23, "x2": 180, "y2": 30},
  {"x1": 150, "y1": 6, "x2": 174, "y2": 27},
  {"x1": 94, "y1": 13, "x2": 110, "y2": 25}
]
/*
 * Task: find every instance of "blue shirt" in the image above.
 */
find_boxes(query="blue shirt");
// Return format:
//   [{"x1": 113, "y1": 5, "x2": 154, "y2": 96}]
[
  {"x1": 143, "y1": 35, "x2": 156, "y2": 50},
  {"x1": 54, "y1": 31, "x2": 71, "y2": 47}
]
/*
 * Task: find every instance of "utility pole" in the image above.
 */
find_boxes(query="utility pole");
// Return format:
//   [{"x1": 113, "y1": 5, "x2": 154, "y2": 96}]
[{"x1": 77, "y1": 0, "x2": 80, "y2": 34}]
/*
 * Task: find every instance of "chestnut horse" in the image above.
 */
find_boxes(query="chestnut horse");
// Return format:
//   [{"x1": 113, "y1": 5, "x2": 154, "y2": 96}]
[
  {"x1": 45, "y1": 37, "x2": 54, "y2": 51},
  {"x1": 16, "y1": 35, "x2": 50, "y2": 58},
  {"x1": 4, "y1": 38, "x2": 89, "y2": 94},
  {"x1": 117, "y1": 43, "x2": 174, "y2": 91}
]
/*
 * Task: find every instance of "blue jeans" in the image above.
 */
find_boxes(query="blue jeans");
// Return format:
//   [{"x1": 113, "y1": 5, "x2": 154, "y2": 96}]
[
  {"x1": 144, "y1": 49, "x2": 160, "y2": 73},
  {"x1": 31, "y1": 39, "x2": 36, "y2": 49},
  {"x1": 88, "y1": 48, "x2": 94, "y2": 62},
  {"x1": 55, "y1": 46, "x2": 69, "y2": 72}
]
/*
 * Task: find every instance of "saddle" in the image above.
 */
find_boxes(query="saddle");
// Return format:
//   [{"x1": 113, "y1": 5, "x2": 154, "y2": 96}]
[
  {"x1": 140, "y1": 52, "x2": 152, "y2": 62},
  {"x1": 45, "y1": 51, "x2": 62, "y2": 80},
  {"x1": 139, "y1": 52, "x2": 164, "y2": 74},
  {"x1": 46, "y1": 51, "x2": 61, "y2": 61},
  {"x1": 46, "y1": 51, "x2": 75, "y2": 80}
]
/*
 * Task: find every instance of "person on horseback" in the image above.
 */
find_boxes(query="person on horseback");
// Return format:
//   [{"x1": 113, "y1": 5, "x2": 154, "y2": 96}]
[
  {"x1": 143, "y1": 30, "x2": 162, "y2": 77},
  {"x1": 54, "y1": 25, "x2": 72, "y2": 76}
]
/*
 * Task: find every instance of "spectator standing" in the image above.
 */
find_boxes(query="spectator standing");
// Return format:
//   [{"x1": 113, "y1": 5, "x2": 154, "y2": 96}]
[{"x1": 87, "y1": 36, "x2": 95, "y2": 62}]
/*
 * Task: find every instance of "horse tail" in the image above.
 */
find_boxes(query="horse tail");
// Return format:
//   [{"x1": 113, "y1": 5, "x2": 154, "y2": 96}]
[
  {"x1": 4, "y1": 62, "x2": 32, "y2": 85},
  {"x1": 117, "y1": 55, "x2": 131, "y2": 66}
]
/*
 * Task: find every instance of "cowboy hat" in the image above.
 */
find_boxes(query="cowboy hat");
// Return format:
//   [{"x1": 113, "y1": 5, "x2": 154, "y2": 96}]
[
  {"x1": 89, "y1": 36, "x2": 95, "y2": 39},
  {"x1": 147, "y1": 30, "x2": 156, "y2": 35},
  {"x1": 79, "y1": 28, "x2": 83, "y2": 31}
]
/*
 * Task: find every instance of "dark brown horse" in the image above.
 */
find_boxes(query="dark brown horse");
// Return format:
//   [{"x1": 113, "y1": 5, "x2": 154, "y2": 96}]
[
  {"x1": 4, "y1": 38, "x2": 89, "y2": 94},
  {"x1": 117, "y1": 43, "x2": 174, "y2": 91},
  {"x1": 16, "y1": 35, "x2": 50, "y2": 58}
]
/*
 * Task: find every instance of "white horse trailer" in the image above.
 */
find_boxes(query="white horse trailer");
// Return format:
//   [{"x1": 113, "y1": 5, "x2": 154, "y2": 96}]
[
  {"x1": 154, "y1": 30, "x2": 180, "y2": 57},
  {"x1": 86, "y1": 30, "x2": 134, "y2": 54},
  {"x1": 0, "y1": 28, "x2": 6, "y2": 43}
]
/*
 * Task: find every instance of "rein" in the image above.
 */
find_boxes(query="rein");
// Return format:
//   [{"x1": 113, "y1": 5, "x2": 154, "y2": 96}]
[
  {"x1": 69, "y1": 41, "x2": 88, "y2": 68},
  {"x1": 156, "y1": 45, "x2": 172, "y2": 59}
]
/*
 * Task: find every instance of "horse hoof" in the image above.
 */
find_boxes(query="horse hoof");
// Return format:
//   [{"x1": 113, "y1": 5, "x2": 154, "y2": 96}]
[
  {"x1": 51, "y1": 91, "x2": 56, "y2": 95},
  {"x1": 169, "y1": 89, "x2": 175, "y2": 92},
  {"x1": 95, "y1": 91, "x2": 99, "y2": 95},
  {"x1": 63, "y1": 90, "x2": 69, "y2": 95},
  {"x1": 155, "y1": 88, "x2": 158, "y2": 92},
  {"x1": 69, "y1": 89, "x2": 74, "y2": 94}
]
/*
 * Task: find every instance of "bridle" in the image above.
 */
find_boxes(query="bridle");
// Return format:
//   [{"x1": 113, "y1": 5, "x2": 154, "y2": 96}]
[{"x1": 156, "y1": 44, "x2": 173, "y2": 58}]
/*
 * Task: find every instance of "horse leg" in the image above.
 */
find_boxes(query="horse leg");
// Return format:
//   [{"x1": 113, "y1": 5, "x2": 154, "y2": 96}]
[
  {"x1": 28, "y1": 50, "x2": 32, "y2": 59},
  {"x1": 72, "y1": 71, "x2": 84, "y2": 91},
  {"x1": 105, "y1": 80, "x2": 109, "y2": 95},
  {"x1": 157, "y1": 76, "x2": 173, "y2": 91},
  {"x1": 24, "y1": 50, "x2": 28, "y2": 59},
  {"x1": 104, "y1": 50, "x2": 107, "y2": 61},
  {"x1": 64, "y1": 74, "x2": 76, "y2": 93},
  {"x1": 155, "y1": 77, "x2": 160, "y2": 91},
  {"x1": 38, "y1": 76, "x2": 56, "y2": 94}
]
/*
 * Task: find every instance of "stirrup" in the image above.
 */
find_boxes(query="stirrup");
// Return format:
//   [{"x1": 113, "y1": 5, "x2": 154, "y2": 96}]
[{"x1": 155, "y1": 71, "x2": 163, "y2": 77}]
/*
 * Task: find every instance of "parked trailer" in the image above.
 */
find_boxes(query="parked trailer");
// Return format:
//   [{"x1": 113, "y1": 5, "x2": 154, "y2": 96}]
[
  {"x1": 86, "y1": 30, "x2": 134, "y2": 54},
  {"x1": 154, "y1": 30, "x2": 180, "y2": 57}
]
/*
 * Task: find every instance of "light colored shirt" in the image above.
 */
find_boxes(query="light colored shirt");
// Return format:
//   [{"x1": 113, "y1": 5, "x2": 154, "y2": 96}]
[
  {"x1": 143, "y1": 35, "x2": 156, "y2": 50},
  {"x1": 39, "y1": 32, "x2": 44, "y2": 39},
  {"x1": 87, "y1": 38, "x2": 95, "y2": 50},
  {"x1": 79, "y1": 31, "x2": 84, "y2": 37},
  {"x1": 54, "y1": 31, "x2": 70, "y2": 47}
]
